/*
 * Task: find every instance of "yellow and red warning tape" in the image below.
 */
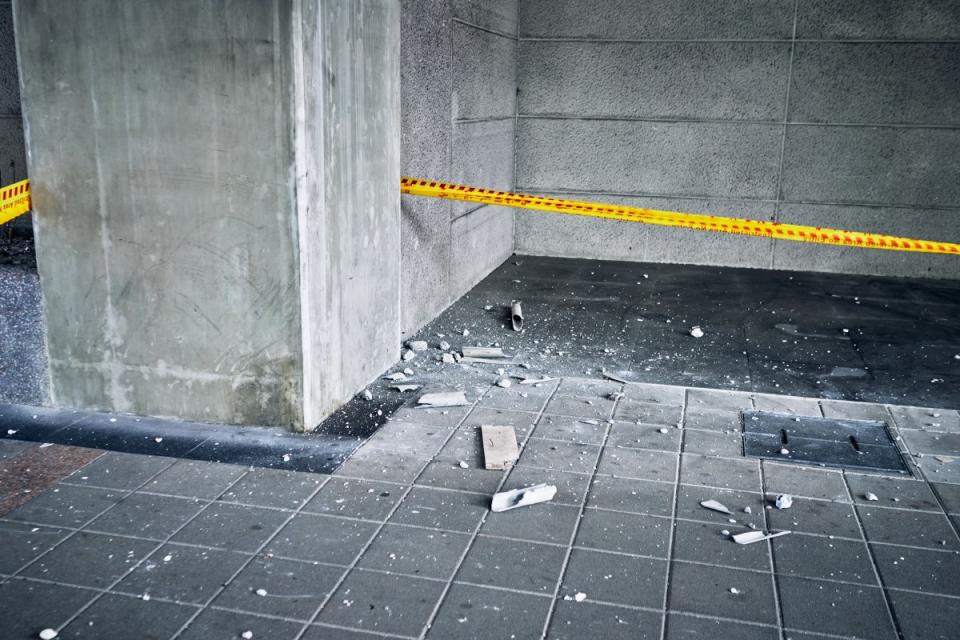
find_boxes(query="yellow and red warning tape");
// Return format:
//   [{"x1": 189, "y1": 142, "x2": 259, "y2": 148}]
[
  {"x1": 0, "y1": 179, "x2": 31, "y2": 226},
  {"x1": 402, "y1": 177, "x2": 960, "y2": 255}
]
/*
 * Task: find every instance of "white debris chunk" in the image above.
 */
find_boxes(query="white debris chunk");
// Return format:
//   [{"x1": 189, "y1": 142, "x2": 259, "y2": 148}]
[
  {"x1": 864, "y1": 492, "x2": 879, "y2": 502},
  {"x1": 574, "y1": 592, "x2": 587, "y2": 602},
  {"x1": 732, "y1": 530, "x2": 790, "y2": 545},
  {"x1": 241, "y1": 632, "x2": 254, "y2": 640},
  {"x1": 462, "y1": 329, "x2": 470, "y2": 337},
  {"x1": 403, "y1": 368, "x2": 415, "y2": 376},
  {"x1": 440, "y1": 341, "x2": 451, "y2": 351},
  {"x1": 729, "y1": 588, "x2": 740, "y2": 595},
  {"x1": 441, "y1": 353, "x2": 456, "y2": 364},
  {"x1": 402, "y1": 349, "x2": 416, "y2": 362},
  {"x1": 393, "y1": 385, "x2": 420, "y2": 393},
  {"x1": 491, "y1": 484, "x2": 557, "y2": 512},
  {"x1": 496, "y1": 378, "x2": 512, "y2": 388},
  {"x1": 39, "y1": 629, "x2": 58, "y2": 640},
  {"x1": 743, "y1": 506, "x2": 752, "y2": 514},
  {"x1": 282, "y1": 454, "x2": 291, "y2": 462},
  {"x1": 775, "y1": 494, "x2": 793, "y2": 509},
  {"x1": 362, "y1": 389, "x2": 373, "y2": 401},
  {"x1": 700, "y1": 500, "x2": 732, "y2": 515},
  {"x1": 6, "y1": 429, "x2": 17, "y2": 435},
  {"x1": 383, "y1": 372, "x2": 406, "y2": 381},
  {"x1": 154, "y1": 437, "x2": 163, "y2": 444},
  {"x1": 658, "y1": 427, "x2": 669, "y2": 434},
  {"x1": 255, "y1": 588, "x2": 268, "y2": 597},
  {"x1": 689, "y1": 326, "x2": 705, "y2": 338},
  {"x1": 462, "y1": 346, "x2": 507, "y2": 359},
  {"x1": 458, "y1": 460, "x2": 469, "y2": 469},
  {"x1": 779, "y1": 448, "x2": 790, "y2": 455},
  {"x1": 409, "y1": 340, "x2": 428, "y2": 352},
  {"x1": 418, "y1": 391, "x2": 469, "y2": 407}
]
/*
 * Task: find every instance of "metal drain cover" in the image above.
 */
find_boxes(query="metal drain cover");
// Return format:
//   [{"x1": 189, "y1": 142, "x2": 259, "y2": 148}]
[{"x1": 742, "y1": 410, "x2": 908, "y2": 473}]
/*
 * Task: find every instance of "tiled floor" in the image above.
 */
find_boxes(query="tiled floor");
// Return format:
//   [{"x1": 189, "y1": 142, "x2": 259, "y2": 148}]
[{"x1": 1, "y1": 378, "x2": 959, "y2": 639}]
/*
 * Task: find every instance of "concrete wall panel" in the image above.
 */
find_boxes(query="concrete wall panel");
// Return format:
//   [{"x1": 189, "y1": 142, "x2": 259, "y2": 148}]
[
  {"x1": 451, "y1": 0, "x2": 517, "y2": 35},
  {"x1": 450, "y1": 119, "x2": 514, "y2": 217},
  {"x1": 797, "y1": 0, "x2": 960, "y2": 40},
  {"x1": 452, "y1": 23, "x2": 516, "y2": 120},
  {"x1": 450, "y1": 205, "x2": 513, "y2": 296}
]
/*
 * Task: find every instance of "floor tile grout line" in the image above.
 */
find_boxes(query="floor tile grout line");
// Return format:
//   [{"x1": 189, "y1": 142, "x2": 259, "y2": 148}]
[
  {"x1": 659, "y1": 387, "x2": 690, "y2": 640},
  {"x1": 537, "y1": 381, "x2": 619, "y2": 640},
  {"x1": 759, "y1": 459, "x2": 788, "y2": 640},
  {"x1": 840, "y1": 468, "x2": 905, "y2": 640}
]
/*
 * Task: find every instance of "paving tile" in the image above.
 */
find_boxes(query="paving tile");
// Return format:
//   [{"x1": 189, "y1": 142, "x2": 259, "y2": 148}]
[
  {"x1": 560, "y1": 548, "x2": 666, "y2": 609},
  {"x1": 64, "y1": 452, "x2": 175, "y2": 490},
  {"x1": 915, "y1": 454, "x2": 960, "y2": 484},
  {"x1": 622, "y1": 382, "x2": 685, "y2": 406},
  {"x1": 606, "y1": 422, "x2": 681, "y2": 452},
  {"x1": 318, "y1": 570, "x2": 445, "y2": 637},
  {"x1": 415, "y1": 459, "x2": 504, "y2": 494},
  {"x1": 557, "y1": 377, "x2": 622, "y2": 397},
  {"x1": 675, "y1": 485, "x2": 766, "y2": 528},
  {"x1": 389, "y1": 487, "x2": 488, "y2": 533},
  {"x1": 683, "y1": 429, "x2": 743, "y2": 457},
  {"x1": 478, "y1": 387, "x2": 551, "y2": 413},
  {"x1": 436, "y1": 427, "x2": 486, "y2": 467},
  {"x1": 218, "y1": 468, "x2": 325, "y2": 510},
  {"x1": 544, "y1": 395, "x2": 615, "y2": 421},
  {"x1": 532, "y1": 413, "x2": 607, "y2": 445},
  {"x1": 0, "y1": 439, "x2": 35, "y2": 460},
  {"x1": 550, "y1": 599, "x2": 661, "y2": 640},
  {"x1": 772, "y1": 533, "x2": 876, "y2": 584},
  {"x1": 763, "y1": 463, "x2": 849, "y2": 502},
  {"x1": 181, "y1": 608, "x2": 303, "y2": 640},
  {"x1": 847, "y1": 474, "x2": 942, "y2": 511},
  {"x1": 7, "y1": 484, "x2": 123, "y2": 528},
  {"x1": 752, "y1": 394, "x2": 821, "y2": 416},
  {"x1": 171, "y1": 503, "x2": 290, "y2": 553},
  {"x1": 334, "y1": 447, "x2": 429, "y2": 484},
  {"x1": 668, "y1": 562, "x2": 777, "y2": 625},
  {"x1": 872, "y1": 544, "x2": 960, "y2": 597},
  {"x1": 303, "y1": 625, "x2": 386, "y2": 640},
  {"x1": 932, "y1": 482, "x2": 960, "y2": 514},
  {"x1": 778, "y1": 576, "x2": 896, "y2": 640},
  {"x1": 586, "y1": 475, "x2": 674, "y2": 517},
  {"x1": 480, "y1": 502, "x2": 581, "y2": 545},
  {"x1": 115, "y1": 543, "x2": 249, "y2": 604},
  {"x1": 613, "y1": 400, "x2": 682, "y2": 425},
  {"x1": 266, "y1": 513, "x2": 379, "y2": 564},
  {"x1": 0, "y1": 521, "x2": 70, "y2": 574},
  {"x1": 391, "y1": 405, "x2": 471, "y2": 428},
  {"x1": 767, "y1": 497, "x2": 862, "y2": 539},
  {"x1": 596, "y1": 447, "x2": 678, "y2": 482},
  {"x1": 57, "y1": 593, "x2": 199, "y2": 639},
  {"x1": 519, "y1": 438, "x2": 601, "y2": 474},
  {"x1": 673, "y1": 520, "x2": 771, "y2": 571},
  {"x1": 687, "y1": 389, "x2": 753, "y2": 411},
  {"x1": 21, "y1": 531, "x2": 155, "y2": 588},
  {"x1": 214, "y1": 556, "x2": 343, "y2": 620},
  {"x1": 683, "y1": 407, "x2": 743, "y2": 432},
  {"x1": 364, "y1": 422, "x2": 450, "y2": 457},
  {"x1": 426, "y1": 582, "x2": 552, "y2": 640},
  {"x1": 857, "y1": 506, "x2": 959, "y2": 549},
  {"x1": 901, "y1": 430, "x2": 960, "y2": 456},
  {"x1": 820, "y1": 400, "x2": 890, "y2": 423},
  {"x1": 665, "y1": 613, "x2": 779, "y2": 640},
  {"x1": 357, "y1": 523, "x2": 472, "y2": 579},
  {"x1": 680, "y1": 454, "x2": 760, "y2": 492},
  {"x1": 303, "y1": 477, "x2": 404, "y2": 521},
  {"x1": 888, "y1": 406, "x2": 960, "y2": 433},
  {"x1": 143, "y1": 460, "x2": 247, "y2": 499},
  {"x1": 0, "y1": 579, "x2": 97, "y2": 639},
  {"x1": 888, "y1": 590, "x2": 959, "y2": 640},
  {"x1": 457, "y1": 535, "x2": 566, "y2": 594},
  {"x1": 85, "y1": 492, "x2": 205, "y2": 539},
  {"x1": 575, "y1": 508, "x2": 671, "y2": 558},
  {"x1": 463, "y1": 407, "x2": 540, "y2": 439},
  {"x1": 500, "y1": 466, "x2": 591, "y2": 506}
]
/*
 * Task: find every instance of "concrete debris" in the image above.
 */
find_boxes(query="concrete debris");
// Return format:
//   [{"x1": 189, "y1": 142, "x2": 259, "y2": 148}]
[
  {"x1": 460, "y1": 356, "x2": 516, "y2": 364},
  {"x1": 402, "y1": 349, "x2": 416, "y2": 362},
  {"x1": 154, "y1": 437, "x2": 163, "y2": 443},
  {"x1": 462, "y1": 329, "x2": 470, "y2": 337},
  {"x1": 729, "y1": 587, "x2": 740, "y2": 594},
  {"x1": 580, "y1": 419, "x2": 600, "y2": 425},
  {"x1": 462, "y1": 346, "x2": 507, "y2": 358},
  {"x1": 519, "y1": 376, "x2": 558, "y2": 385},
  {"x1": 700, "y1": 499, "x2": 732, "y2": 515},
  {"x1": 441, "y1": 353, "x2": 456, "y2": 364},
  {"x1": 39, "y1": 629, "x2": 58, "y2": 640},
  {"x1": 865, "y1": 492, "x2": 879, "y2": 501},
  {"x1": 241, "y1": 632, "x2": 254, "y2": 640},
  {"x1": 743, "y1": 506, "x2": 752, "y2": 514},
  {"x1": 601, "y1": 369, "x2": 629, "y2": 384},
  {"x1": 458, "y1": 460, "x2": 469, "y2": 469},
  {"x1": 496, "y1": 377, "x2": 512, "y2": 388},
  {"x1": 775, "y1": 494, "x2": 793, "y2": 509},
  {"x1": 255, "y1": 588, "x2": 268, "y2": 597},
  {"x1": 491, "y1": 483, "x2": 557, "y2": 512},
  {"x1": 511, "y1": 301, "x2": 524, "y2": 331},
  {"x1": 409, "y1": 340, "x2": 428, "y2": 352},
  {"x1": 282, "y1": 454, "x2": 291, "y2": 462},
  {"x1": 418, "y1": 391, "x2": 469, "y2": 407},
  {"x1": 440, "y1": 341, "x2": 451, "y2": 351},
  {"x1": 732, "y1": 530, "x2": 790, "y2": 545},
  {"x1": 658, "y1": 427, "x2": 669, "y2": 434},
  {"x1": 779, "y1": 448, "x2": 790, "y2": 455},
  {"x1": 362, "y1": 389, "x2": 373, "y2": 401},
  {"x1": 403, "y1": 368, "x2": 414, "y2": 376},
  {"x1": 484, "y1": 305, "x2": 493, "y2": 311},
  {"x1": 393, "y1": 385, "x2": 420, "y2": 392},
  {"x1": 383, "y1": 372, "x2": 406, "y2": 381},
  {"x1": 689, "y1": 326, "x2": 705, "y2": 338},
  {"x1": 6, "y1": 429, "x2": 16, "y2": 435},
  {"x1": 482, "y1": 425, "x2": 519, "y2": 470},
  {"x1": 574, "y1": 592, "x2": 587, "y2": 602}
]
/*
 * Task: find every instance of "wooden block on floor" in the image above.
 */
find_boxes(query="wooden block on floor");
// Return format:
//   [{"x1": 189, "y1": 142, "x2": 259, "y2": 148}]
[{"x1": 481, "y1": 425, "x2": 519, "y2": 470}]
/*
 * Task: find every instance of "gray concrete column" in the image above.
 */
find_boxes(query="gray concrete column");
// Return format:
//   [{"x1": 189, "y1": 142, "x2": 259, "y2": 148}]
[{"x1": 13, "y1": 0, "x2": 400, "y2": 430}]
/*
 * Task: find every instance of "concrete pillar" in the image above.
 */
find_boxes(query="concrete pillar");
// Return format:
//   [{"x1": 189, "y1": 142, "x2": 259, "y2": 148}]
[{"x1": 13, "y1": 0, "x2": 400, "y2": 430}]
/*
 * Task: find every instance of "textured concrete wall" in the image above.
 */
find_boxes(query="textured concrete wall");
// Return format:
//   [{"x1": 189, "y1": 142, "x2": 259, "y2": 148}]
[
  {"x1": 515, "y1": 0, "x2": 960, "y2": 279},
  {"x1": 0, "y1": 0, "x2": 29, "y2": 233},
  {"x1": 400, "y1": 0, "x2": 517, "y2": 335}
]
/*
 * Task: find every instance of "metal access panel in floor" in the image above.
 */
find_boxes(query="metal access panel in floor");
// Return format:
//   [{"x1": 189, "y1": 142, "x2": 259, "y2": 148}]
[{"x1": 742, "y1": 410, "x2": 909, "y2": 474}]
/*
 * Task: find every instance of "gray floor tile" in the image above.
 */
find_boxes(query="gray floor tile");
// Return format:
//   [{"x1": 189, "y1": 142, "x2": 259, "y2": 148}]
[
  {"x1": 181, "y1": 608, "x2": 302, "y2": 640},
  {"x1": 847, "y1": 474, "x2": 942, "y2": 511},
  {"x1": 915, "y1": 454, "x2": 960, "y2": 484},
  {"x1": 389, "y1": 487, "x2": 488, "y2": 533},
  {"x1": 575, "y1": 508, "x2": 671, "y2": 558},
  {"x1": 772, "y1": 533, "x2": 876, "y2": 584},
  {"x1": 857, "y1": 506, "x2": 959, "y2": 549},
  {"x1": 334, "y1": 447, "x2": 428, "y2": 484},
  {"x1": 752, "y1": 394, "x2": 821, "y2": 416},
  {"x1": 900, "y1": 430, "x2": 960, "y2": 456},
  {"x1": 7, "y1": 484, "x2": 123, "y2": 528},
  {"x1": 463, "y1": 407, "x2": 540, "y2": 439},
  {"x1": 478, "y1": 387, "x2": 551, "y2": 413},
  {"x1": 144, "y1": 460, "x2": 247, "y2": 499},
  {"x1": 675, "y1": 484, "x2": 766, "y2": 529},
  {"x1": 820, "y1": 401, "x2": 890, "y2": 422},
  {"x1": 665, "y1": 613, "x2": 779, "y2": 640},
  {"x1": 763, "y1": 463, "x2": 849, "y2": 502},
  {"x1": 888, "y1": 590, "x2": 959, "y2": 640},
  {"x1": 57, "y1": 593, "x2": 199, "y2": 639},
  {"x1": 681, "y1": 454, "x2": 760, "y2": 492},
  {"x1": 545, "y1": 394, "x2": 615, "y2": 421},
  {"x1": 436, "y1": 427, "x2": 486, "y2": 467},
  {"x1": 426, "y1": 582, "x2": 552, "y2": 640},
  {"x1": 557, "y1": 378, "x2": 621, "y2": 397},
  {"x1": 480, "y1": 501, "x2": 581, "y2": 545},
  {"x1": 115, "y1": 542, "x2": 249, "y2": 604},
  {"x1": 586, "y1": 475, "x2": 674, "y2": 517},
  {"x1": 318, "y1": 569, "x2": 445, "y2": 637},
  {"x1": 872, "y1": 544, "x2": 960, "y2": 597},
  {"x1": 415, "y1": 459, "x2": 504, "y2": 494},
  {"x1": 888, "y1": 407, "x2": 960, "y2": 432},
  {"x1": 683, "y1": 430, "x2": 743, "y2": 457},
  {"x1": 500, "y1": 466, "x2": 591, "y2": 506},
  {"x1": 622, "y1": 383, "x2": 685, "y2": 406},
  {"x1": 303, "y1": 477, "x2": 404, "y2": 521},
  {"x1": 777, "y1": 576, "x2": 896, "y2": 640},
  {"x1": 668, "y1": 562, "x2": 777, "y2": 625},
  {"x1": 673, "y1": 519, "x2": 771, "y2": 571},
  {"x1": 0, "y1": 439, "x2": 36, "y2": 460},
  {"x1": 683, "y1": 407, "x2": 743, "y2": 432},
  {"x1": 21, "y1": 531, "x2": 155, "y2": 588},
  {"x1": 606, "y1": 422, "x2": 682, "y2": 452},
  {"x1": 560, "y1": 548, "x2": 666, "y2": 609},
  {"x1": 364, "y1": 422, "x2": 450, "y2": 457},
  {"x1": 0, "y1": 521, "x2": 70, "y2": 574},
  {"x1": 171, "y1": 503, "x2": 290, "y2": 553},
  {"x1": 357, "y1": 523, "x2": 471, "y2": 579},
  {"x1": 932, "y1": 482, "x2": 960, "y2": 514},
  {"x1": 767, "y1": 496, "x2": 862, "y2": 539},
  {"x1": 596, "y1": 447, "x2": 678, "y2": 482},
  {"x1": 457, "y1": 535, "x2": 566, "y2": 594},
  {"x1": 0, "y1": 579, "x2": 96, "y2": 639},
  {"x1": 303, "y1": 625, "x2": 386, "y2": 640},
  {"x1": 86, "y1": 492, "x2": 205, "y2": 539},
  {"x1": 218, "y1": 468, "x2": 325, "y2": 510},
  {"x1": 214, "y1": 556, "x2": 344, "y2": 620},
  {"x1": 532, "y1": 413, "x2": 607, "y2": 445},
  {"x1": 614, "y1": 399, "x2": 682, "y2": 425},
  {"x1": 266, "y1": 513, "x2": 378, "y2": 565},
  {"x1": 549, "y1": 600, "x2": 662, "y2": 640},
  {"x1": 519, "y1": 438, "x2": 601, "y2": 474},
  {"x1": 391, "y1": 405, "x2": 471, "y2": 428},
  {"x1": 687, "y1": 389, "x2": 753, "y2": 412},
  {"x1": 64, "y1": 452, "x2": 175, "y2": 490}
]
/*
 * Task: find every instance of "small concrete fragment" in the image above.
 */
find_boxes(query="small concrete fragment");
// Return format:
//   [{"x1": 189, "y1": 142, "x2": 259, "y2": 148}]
[
  {"x1": 700, "y1": 499, "x2": 732, "y2": 515},
  {"x1": 732, "y1": 530, "x2": 790, "y2": 545},
  {"x1": 496, "y1": 377, "x2": 512, "y2": 388},
  {"x1": 481, "y1": 425, "x2": 519, "y2": 470},
  {"x1": 439, "y1": 341, "x2": 451, "y2": 351},
  {"x1": 865, "y1": 492, "x2": 879, "y2": 501},
  {"x1": 362, "y1": 389, "x2": 373, "y2": 401},
  {"x1": 402, "y1": 349, "x2": 416, "y2": 362},
  {"x1": 491, "y1": 483, "x2": 557, "y2": 512},
  {"x1": 393, "y1": 385, "x2": 420, "y2": 392},
  {"x1": 441, "y1": 353, "x2": 456, "y2": 364},
  {"x1": 462, "y1": 346, "x2": 507, "y2": 358},
  {"x1": 383, "y1": 372, "x2": 406, "y2": 381},
  {"x1": 418, "y1": 391, "x2": 469, "y2": 407},
  {"x1": 39, "y1": 630, "x2": 58, "y2": 640},
  {"x1": 775, "y1": 494, "x2": 793, "y2": 509},
  {"x1": 689, "y1": 326, "x2": 704, "y2": 338},
  {"x1": 408, "y1": 340, "x2": 428, "y2": 352}
]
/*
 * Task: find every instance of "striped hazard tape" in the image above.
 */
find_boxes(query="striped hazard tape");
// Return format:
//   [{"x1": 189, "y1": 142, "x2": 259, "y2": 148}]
[
  {"x1": 0, "y1": 179, "x2": 31, "y2": 226},
  {"x1": 401, "y1": 177, "x2": 960, "y2": 255}
]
